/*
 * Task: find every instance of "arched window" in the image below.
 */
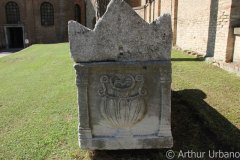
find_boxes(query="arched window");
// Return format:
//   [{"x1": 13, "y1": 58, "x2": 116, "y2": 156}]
[
  {"x1": 74, "y1": 4, "x2": 81, "y2": 23},
  {"x1": 5, "y1": 1, "x2": 20, "y2": 24},
  {"x1": 40, "y1": 2, "x2": 54, "y2": 26}
]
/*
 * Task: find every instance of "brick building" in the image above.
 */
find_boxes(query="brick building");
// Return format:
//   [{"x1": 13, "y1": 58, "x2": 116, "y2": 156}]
[
  {"x1": 0, "y1": 0, "x2": 139, "y2": 49},
  {"x1": 133, "y1": 0, "x2": 240, "y2": 64},
  {"x1": 1, "y1": 0, "x2": 240, "y2": 65},
  {"x1": 0, "y1": 0, "x2": 86, "y2": 49}
]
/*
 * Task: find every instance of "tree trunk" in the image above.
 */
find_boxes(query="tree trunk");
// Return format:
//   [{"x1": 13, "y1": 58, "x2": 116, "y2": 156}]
[{"x1": 96, "y1": 0, "x2": 110, "y2": 19}]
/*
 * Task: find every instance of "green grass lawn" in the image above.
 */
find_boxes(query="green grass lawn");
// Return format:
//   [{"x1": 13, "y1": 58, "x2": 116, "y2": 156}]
[{"x1": 0, "y1": 43, "x2": 239, "y2": 159}]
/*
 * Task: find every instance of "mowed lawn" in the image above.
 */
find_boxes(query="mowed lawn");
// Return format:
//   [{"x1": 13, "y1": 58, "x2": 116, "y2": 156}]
[{"x1": 0, "y1": 43, "x2": 239, "y2": 159}]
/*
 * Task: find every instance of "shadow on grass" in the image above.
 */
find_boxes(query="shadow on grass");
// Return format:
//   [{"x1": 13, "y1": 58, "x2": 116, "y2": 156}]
[
  {"x1": 171, "y1": 58, "x2": 204, "y2": 61},
  {"x1": 89, "y1": 89, "x2": 240, "y2": 160}
]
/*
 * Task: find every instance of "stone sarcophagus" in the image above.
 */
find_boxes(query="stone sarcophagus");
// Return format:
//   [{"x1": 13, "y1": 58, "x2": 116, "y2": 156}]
[{"x1": 68, "y1": 0, "x2": 173, "y2": 150}]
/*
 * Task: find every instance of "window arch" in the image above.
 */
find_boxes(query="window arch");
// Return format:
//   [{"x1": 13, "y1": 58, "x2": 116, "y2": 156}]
[
  {"x1": 40, "y1": 2, "x2": 54, "y2": 26},
  {"x1": 5, "y1": 1, "x2": 20, "y2": 24},
  {"x1": 74, "y1": 4, "x2": 81, "y2": 23}
]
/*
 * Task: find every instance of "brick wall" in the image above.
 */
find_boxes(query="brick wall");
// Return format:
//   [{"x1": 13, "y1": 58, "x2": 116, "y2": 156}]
[
  {"x1": 154, "y1": 0, "x2": 240, "y2": 63},
  {"x1": 32, "y1": 0, "x2": 75, "y2": 44},
  {"x1": 175, "y1": 0, "x2": 211, "y2": 55},
  {"x1": 213, "y1": 0, "x2": 231, "y2": 61},
  {"x1": 24, "y1": 0, "x2": 36, "y2": 45},
  {"x1": 0, "y1": 0, "x2": 28, "y2": 48},
  {"x1": 0, "y1": 0, "x2": 85, "y2": 49},
  {"x1": 160, "y1": 0, "x2": 171, "y2": 15},
  {"x1": 158, "y1": 0, "x2": 239, "y2": 62}
]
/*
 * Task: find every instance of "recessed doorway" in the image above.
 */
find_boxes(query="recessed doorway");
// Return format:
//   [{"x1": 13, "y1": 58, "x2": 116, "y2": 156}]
[{"x1": 5, "y1": 26, "x2": 24, "y2": 49}]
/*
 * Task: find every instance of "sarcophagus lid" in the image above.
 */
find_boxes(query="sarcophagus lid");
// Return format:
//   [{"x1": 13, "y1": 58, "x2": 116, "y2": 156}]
[{"x1": 68, "y1": 0, "x2": 172, "y2": 63}]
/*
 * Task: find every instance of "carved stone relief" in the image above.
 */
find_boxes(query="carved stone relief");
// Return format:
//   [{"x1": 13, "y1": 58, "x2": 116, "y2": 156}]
[{"x1": 98, "y1": 74, "x2": 147, "y2": 128}]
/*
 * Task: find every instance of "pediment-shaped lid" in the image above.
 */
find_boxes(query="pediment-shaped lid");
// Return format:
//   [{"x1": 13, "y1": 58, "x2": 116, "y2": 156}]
[{"x1": 68, "y1": 0, "x2": 172, "y2": 62}]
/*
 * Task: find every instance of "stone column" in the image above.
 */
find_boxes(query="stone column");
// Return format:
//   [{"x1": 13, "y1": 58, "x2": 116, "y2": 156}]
[
  {"x1": 75, "y1": 65, "x2": 92, "y2": 139},
  {"x1": 158, "y1": 66, "x2": 172, "y2": 137}
]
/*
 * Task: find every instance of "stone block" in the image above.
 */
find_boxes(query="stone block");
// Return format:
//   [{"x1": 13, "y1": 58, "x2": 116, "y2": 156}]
[
  {"x1": 68, "y1": 0, "x2": 173, "y2": 150},
  {"x1": 234, "y1": 27, "x2": 240, "y2": 35},
  {"x1": 68, "y1": 0, "x2": 172, "y2": 62},
  {"x1": 74, "y1": 62, "x2": 172, "y2": 149}
]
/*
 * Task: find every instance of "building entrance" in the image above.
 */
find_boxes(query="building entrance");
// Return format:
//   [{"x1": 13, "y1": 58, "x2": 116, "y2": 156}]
[{"x1": 5, "y1": 27, "x2": 24, "y2": 49}]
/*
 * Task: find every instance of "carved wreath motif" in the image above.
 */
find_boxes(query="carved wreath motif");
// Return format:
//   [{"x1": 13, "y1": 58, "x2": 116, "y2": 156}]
[{"x1": 98, "y1": 74, "x2": 147, "y2": 128}]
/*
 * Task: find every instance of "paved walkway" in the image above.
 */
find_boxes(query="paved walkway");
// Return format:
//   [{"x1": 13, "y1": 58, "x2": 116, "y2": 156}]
[{"x1": 0, "y1": 48, "x2": 22, "y2": 58}]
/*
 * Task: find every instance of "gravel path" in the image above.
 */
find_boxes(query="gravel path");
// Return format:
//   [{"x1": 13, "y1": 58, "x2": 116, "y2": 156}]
[{"x1": 0, "y1": 48, "x2": 22, "y2": 58}]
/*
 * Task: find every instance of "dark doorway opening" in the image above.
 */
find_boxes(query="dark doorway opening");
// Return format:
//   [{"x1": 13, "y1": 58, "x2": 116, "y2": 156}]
[{"x1": 7, "y1": 27, "x2": 24, "y2": 48}]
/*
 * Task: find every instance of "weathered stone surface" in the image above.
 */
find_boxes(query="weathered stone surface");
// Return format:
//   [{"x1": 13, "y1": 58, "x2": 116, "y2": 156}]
[
  {"x1": 68, "y1": 0, "x2": 172, "y2": 62},
  {"x1": 75, "y1": 62, "x2": 173, "y2": 149},
  {"x1": 69, "y1": 0, "x2": 173, "y2": 150}
]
